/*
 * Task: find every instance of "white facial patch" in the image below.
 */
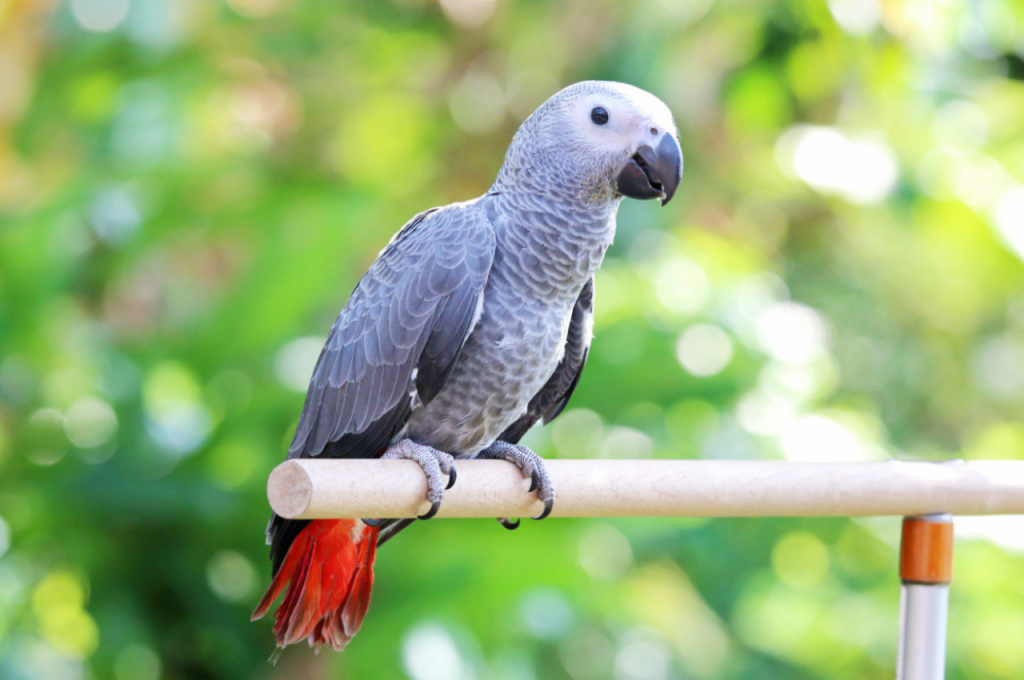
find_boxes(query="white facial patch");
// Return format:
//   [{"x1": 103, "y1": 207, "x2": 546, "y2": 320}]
[{"x1": 569, "y1": 82, "x2": 677, "y2": 156}]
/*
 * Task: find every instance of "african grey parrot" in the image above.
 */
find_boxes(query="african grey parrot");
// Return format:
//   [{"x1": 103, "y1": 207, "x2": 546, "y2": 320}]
[{"x1": 252, "y1": 81, "x2": 683, "y2": 652}]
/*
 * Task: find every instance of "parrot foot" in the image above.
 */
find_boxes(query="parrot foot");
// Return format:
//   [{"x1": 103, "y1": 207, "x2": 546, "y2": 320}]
[
  {"x1": 479, "y1": 441, "x2": 554, "y2": 521},
  {"x1": 362, "y1": 439, "x2": 456, "y2": 523}
]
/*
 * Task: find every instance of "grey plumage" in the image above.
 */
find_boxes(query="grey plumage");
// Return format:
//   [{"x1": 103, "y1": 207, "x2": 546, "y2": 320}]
[
  {"x1": 266, "y1": 81, "x2": 682, "y2": 570},
  {"x1": 289, "y1": 204, "x2": 495, "y2": 460},
  {"x1": 500, "y1": 277, "x2": 594, "y2": 444},
  {"x1": 267, "y1": 204, "x2": 495, "y2": 570}
]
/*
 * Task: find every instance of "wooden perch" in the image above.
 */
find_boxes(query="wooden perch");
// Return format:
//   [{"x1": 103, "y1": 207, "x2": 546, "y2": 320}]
[{"x1": 267, "y1": 459, "x2": 1024, "y2": 520}]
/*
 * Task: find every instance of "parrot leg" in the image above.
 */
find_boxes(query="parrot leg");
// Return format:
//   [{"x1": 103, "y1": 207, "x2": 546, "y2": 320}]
[
  {"x1": 364, "y1": 439, "x2": 456, "y2": 525},
  {"x1": 478, "y1": 440, "x2": 554, "y2": 523}
]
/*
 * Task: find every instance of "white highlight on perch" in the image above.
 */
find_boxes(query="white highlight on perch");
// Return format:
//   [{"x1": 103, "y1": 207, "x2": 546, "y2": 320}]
[{"x1": 267, "y1": 459, "x2": 1024, "y2": 520}]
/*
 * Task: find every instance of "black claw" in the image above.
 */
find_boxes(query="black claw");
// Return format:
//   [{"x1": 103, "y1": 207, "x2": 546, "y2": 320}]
[
  {"x1": 418, "y1": 499, "x2": 441, "y2": 520},
  {"x1": 446, "y1": 464, "x2": 458, "y2": 490},
  {"x1": 529, "y1": 469, "x2": 540, "y2": 493},
  {"x1": 498, "y1": 517, "x2": 521, "y2": 530},
  {"x1": 532, "y1": 497, "x2": 554, "y2": 521},
  {"x1": 362, "y1": 518, "x2": 388, "y2": 527}
]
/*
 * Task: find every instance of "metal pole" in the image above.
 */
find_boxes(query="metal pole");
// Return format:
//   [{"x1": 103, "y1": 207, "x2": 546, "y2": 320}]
[{"x1": 897, "y1": 513, "x2": 953, "y2": 680}]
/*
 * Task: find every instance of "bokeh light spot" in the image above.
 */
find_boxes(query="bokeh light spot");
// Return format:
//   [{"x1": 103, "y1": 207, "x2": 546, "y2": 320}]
[
  {"x1": 992, "y1": 185, "x2": 1024, "y2": 262},
  {"x1": 772, "y1": 531, "x2": 830, "y2": 588},
  {"x1": 781, "y1": 414, "x2": 878, "y2": 462},
  {"x1": 333, "y1": 94, "x2": 432, "y2": 189},
  {"x1": 756, "y1": 302, "x2": 830, "y2": 364},
  {"x1": 599, "y1": 426, "x2": 654, "y2": 459},
  {"x1": 676, "y1": 324, "x2": 733, "y2": 377},
  {"x1": 777, "y1": 125, "x2": 898, "y2": 204},
  {"x1": 652, "y1": 256, "x2": 710, "y2": 317},
  {"x1": 932, "y1": 100, "x2": 989, "y2": 155},
  {"x1": 88, "y1": 186, "x2": 142, "y2": 245},
  {"x1": 64, "y1": 397, "x2": 118, "y2": 449},
  {"x1": 72, "y1": 0, "x2": 130, "y2": 32},
  {"x1": 449, "y1": 71, "x2": 506, "y2": 134},
  {"x1": 439, "y1": 0, "x2": 497, "y2": 29},
  {"x1": 519, "y1": 588, "x2": 574, "y2": 640},
  {"x1": 827, "y1": 0, "x2": 880, "y2": 35},
  {"x1": 32, "y1": 571, "x2": 99, "y2": 658},
  {"x1": 143, "y1": 362, "x2": 211, "y2": 457},
  {"x1": 274, "y1": 336, "x2": 324, "y2": 392},
  {"x1": 614, "y1": 636, "x2": 671, "y2": 680},
  {"x1": 551, "y1": 409, "x2": 605, "y2": 458},
  {"x1": 206, "y1": 551, "x2": 256, "y2": 603},
  {"x1": 578, "y1": 524, "x2": 634, "y2": 580},
  {"x1": 401, "y1": 622, "x2": 471, "y2": 680}
]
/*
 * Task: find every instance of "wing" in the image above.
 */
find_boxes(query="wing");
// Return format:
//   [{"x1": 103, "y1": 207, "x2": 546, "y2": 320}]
[
  {"x1": 499, "y1": 277, "x2": 594, "y2": 444},
  {"x1": 289, "y1": 204, "x2": 494, "y2": 460},
  {"x1": 268, "y1": 203, "x2": 495, "y2": 571}
]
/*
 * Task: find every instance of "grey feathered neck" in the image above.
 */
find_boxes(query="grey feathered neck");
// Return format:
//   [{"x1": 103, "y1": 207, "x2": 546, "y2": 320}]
[
  {"x1": 487, "y1": 83, "x2": 624, "y2": 303},
  {"x1": 492, "y1": 82, "x2": 621, "y2": 211}
]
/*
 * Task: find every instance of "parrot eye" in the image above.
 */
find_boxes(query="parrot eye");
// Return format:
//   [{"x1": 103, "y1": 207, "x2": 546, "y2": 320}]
[{"x1": 590, "y1": 107, "x2": 609, "y2": 125}]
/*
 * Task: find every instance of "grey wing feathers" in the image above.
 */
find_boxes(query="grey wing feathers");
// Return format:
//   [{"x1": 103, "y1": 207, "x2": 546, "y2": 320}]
[
  {"x1": 499, "y1": 277, "x2": 594, "y2": 444},
  {"x1": 288, "y1": 204, "x2": 495, "y2": 461},
  {"x1": 267, "y1": 204, "x2": 493, "y2": 572}
]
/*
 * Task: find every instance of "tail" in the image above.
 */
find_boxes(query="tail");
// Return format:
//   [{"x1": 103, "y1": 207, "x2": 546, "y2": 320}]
[{"x1": 251, "y1": 519, "x2": 379, "y2": 652}]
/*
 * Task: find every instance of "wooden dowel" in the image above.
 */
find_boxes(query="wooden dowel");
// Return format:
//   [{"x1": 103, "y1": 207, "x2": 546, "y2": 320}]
[{"x1": 267, "y1": 459, "x2": 1024, "y2": 520}]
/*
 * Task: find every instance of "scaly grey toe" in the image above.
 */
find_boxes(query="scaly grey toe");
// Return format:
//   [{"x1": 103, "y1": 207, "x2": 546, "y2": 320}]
[
  {"x1": 479, "y1": 440, "x2": 555, "y2": 522},
  {"x1": 382, "y1": 439, "x2": 456, "y2": 521}
]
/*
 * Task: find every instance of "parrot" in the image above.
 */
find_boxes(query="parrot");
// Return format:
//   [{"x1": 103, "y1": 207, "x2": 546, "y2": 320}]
[{"x1": 252, "y1": 80, "x2": 683, "y2": 653}]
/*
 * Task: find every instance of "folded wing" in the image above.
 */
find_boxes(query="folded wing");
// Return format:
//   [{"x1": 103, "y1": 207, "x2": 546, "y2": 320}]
[{"x1": 268, "y1": 204, "x2": 496, "y2": 572}]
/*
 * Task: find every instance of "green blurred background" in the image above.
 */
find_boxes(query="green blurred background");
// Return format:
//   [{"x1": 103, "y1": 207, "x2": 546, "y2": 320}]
[{"x1": 2, "y1": 0, "x2": 1024, "y2": 678}]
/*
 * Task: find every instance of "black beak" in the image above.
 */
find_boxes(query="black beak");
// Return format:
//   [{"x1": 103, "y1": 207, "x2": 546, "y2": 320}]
[{"x1": 615, "y1": 134, "x2": 683, "y2": 206}]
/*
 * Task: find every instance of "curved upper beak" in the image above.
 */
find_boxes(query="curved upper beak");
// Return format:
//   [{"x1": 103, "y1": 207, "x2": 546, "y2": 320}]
[{"x1": 615, "y1": 133, "x2": 683, "y2": 206}]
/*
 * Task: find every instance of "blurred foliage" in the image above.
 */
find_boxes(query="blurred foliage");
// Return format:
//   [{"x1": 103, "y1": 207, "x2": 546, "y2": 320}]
[{"x1": 1, "y1": 0, "x2": 1024, "y2": 678}]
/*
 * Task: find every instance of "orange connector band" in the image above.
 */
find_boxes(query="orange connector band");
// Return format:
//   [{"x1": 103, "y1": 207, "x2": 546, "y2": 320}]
[{"x1": 899, "y1": 516, "x2": 953, "y2": 584}]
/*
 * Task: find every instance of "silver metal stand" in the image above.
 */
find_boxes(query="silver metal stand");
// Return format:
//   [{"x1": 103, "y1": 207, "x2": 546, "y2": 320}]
[{"x1": 896, "y1": 513, "x2": 953, "y2": 680}]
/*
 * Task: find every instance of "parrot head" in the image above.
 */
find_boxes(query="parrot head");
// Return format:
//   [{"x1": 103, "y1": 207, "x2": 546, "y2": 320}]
[{"x1": 499, "y1": 81, "x2": 683, "y2": 207}]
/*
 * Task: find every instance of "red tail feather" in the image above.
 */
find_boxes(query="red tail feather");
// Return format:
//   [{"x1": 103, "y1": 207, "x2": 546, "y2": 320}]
[{"x1": 252, "y1": 520, "x2": 379, "y2": 651}]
